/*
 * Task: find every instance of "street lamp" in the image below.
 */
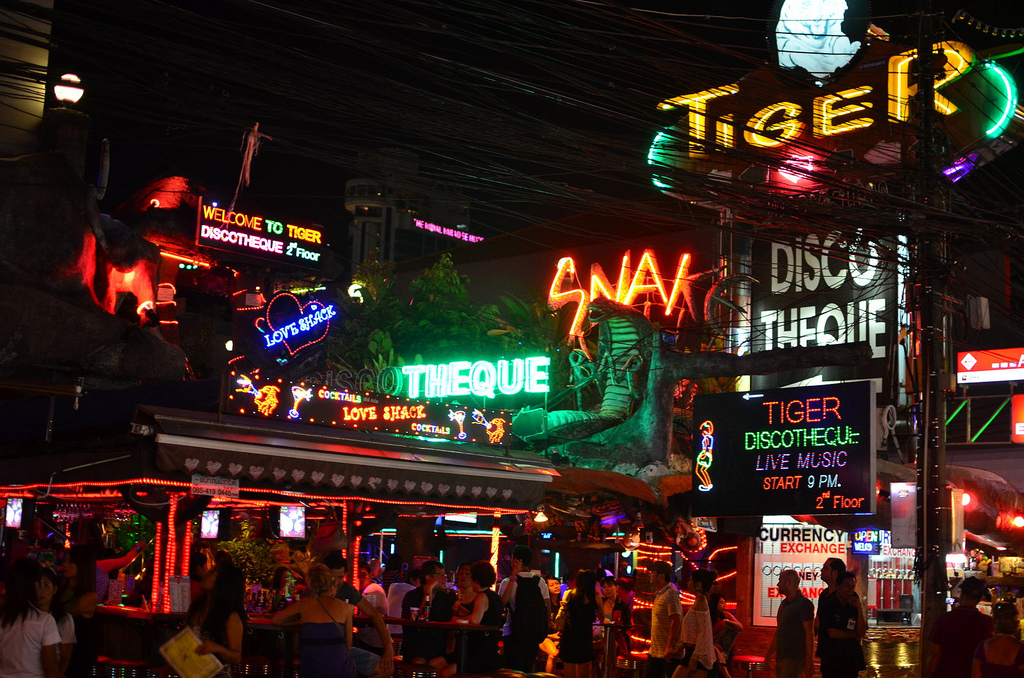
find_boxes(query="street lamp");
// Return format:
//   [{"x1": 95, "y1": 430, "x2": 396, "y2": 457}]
[{"x1": 53, "y1": 73, "x2": 84, "y2": 105}]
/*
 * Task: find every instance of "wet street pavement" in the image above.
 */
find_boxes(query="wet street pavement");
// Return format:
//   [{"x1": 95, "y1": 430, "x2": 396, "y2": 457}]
[{"x1": 737, "y1": 625, "x2": 920, "y2": 677}]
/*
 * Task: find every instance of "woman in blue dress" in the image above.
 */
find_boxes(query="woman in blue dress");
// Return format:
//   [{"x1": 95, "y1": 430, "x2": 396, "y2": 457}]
[{"x1": 273, "y1": 564, "x2": 356, "y2": 678}]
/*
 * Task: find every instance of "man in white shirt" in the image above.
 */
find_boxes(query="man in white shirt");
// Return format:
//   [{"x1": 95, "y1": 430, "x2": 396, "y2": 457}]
[
  {"x1": 497, "y1": 545, "x2": 550, "y2": 672},
  {"x1": 643, "y1": 560, "x2": 682, "y2": 678},
  {"x1": 358, "y1": 566, "x2": 390, "y2": 654},
  {"x1": 386, "y1": 569, "x2": 419, "y2": 639}
]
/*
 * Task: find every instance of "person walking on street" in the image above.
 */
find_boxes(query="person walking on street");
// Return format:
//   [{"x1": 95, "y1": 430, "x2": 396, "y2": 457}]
[
  {"x1": 766, "y1": 570, "x2": 814, "y2": 678},
  {"x1": 814, "y1": 557, "x2": 845, "y2": 667},
  {"x1": 925, "y1": 576, "x2": 994, "y2": 678},
  {"x1": 498, "y1": 545, "x2": 551, "y2": 672},
  {"x1": 672, "y1": 569, "x2": 718, "y2": 678},
  {"x1": 972, "y1": 602, "x2": 1024, "y2": 678},
  {"x1": 642, "y1": 561, "x2": 683, "y2": 678},
  {"x1": 816, "y1": 572, "x2": 866, "y2": 678}
]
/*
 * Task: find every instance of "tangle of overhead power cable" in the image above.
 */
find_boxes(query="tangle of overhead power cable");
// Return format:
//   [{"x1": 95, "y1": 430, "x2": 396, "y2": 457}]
[{"x1": 41, "y1": 0, "x2": 1024, "y2": 246}]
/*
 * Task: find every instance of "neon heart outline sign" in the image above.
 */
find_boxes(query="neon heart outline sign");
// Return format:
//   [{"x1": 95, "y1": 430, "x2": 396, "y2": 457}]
[{"x1": 254, "y1": 292, "x2": 336, "y2": 355}]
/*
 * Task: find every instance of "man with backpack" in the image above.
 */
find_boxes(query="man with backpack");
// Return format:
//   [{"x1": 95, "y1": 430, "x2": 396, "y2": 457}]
[{"x1": 498, "y1": 545, "x2": 551, "y2": 672}]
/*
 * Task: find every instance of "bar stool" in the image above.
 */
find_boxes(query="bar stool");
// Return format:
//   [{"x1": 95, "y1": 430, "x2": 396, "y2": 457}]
[
  {"x1": 730, "y1": 655, "x2": 766, "y2": 678},
  {"x1": 615, "y1": 653, "x2": 646, "y2": 678}
]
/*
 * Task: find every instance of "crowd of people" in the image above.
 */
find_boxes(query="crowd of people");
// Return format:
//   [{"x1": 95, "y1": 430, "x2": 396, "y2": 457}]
[{"x1": 0, "y1": 543, "x2": 732, "y2": 678}]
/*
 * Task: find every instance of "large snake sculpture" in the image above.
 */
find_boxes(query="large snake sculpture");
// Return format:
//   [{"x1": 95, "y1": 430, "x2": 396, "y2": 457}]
[{"x1": 512, "y1": 297, "x2": 654, "y2": 442}]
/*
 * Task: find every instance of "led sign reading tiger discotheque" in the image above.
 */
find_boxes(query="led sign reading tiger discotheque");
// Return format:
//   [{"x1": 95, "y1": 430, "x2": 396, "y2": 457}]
[
  {"x1": 196, "y1": 200, "x2": 328, "y2": 269},
  {"x1": 691, "y1": 381, "x2": 876, "y2": 517},
  {"x1": 228, "y1": 373, "x2": 512, "y2": 445}
]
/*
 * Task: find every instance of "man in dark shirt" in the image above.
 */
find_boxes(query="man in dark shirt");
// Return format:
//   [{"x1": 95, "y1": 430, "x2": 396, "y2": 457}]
[
  {"x1": 767, "y1": 569, "x2": 815, "y2": 678},
  {"x1": 924, "y1": 576, "x2": 994, "y2": 678},
  {"x1": 401, "y1": 559, "x2": 456, "y2": 663},
  {"x1": 816, "y1": 571, "x2": 866, "y2": 678},
  {"x1": 814, "y1": 557, "x2": 846, "y2": 664},
  {"x1": 324, "y1": 551, "x2": 394, "y2": 677}
]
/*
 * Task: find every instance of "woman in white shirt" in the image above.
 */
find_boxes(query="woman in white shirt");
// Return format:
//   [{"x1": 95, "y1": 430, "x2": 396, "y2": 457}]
[
  {"x1": 36, "y1": 567, "x2": 76, "y2": 676},
  {"x1": 0, "y1": 558, "x2": 62, "y2": 678},
  {"x1": 673, "y1": 569, "x2": 718, "y2": 678}
]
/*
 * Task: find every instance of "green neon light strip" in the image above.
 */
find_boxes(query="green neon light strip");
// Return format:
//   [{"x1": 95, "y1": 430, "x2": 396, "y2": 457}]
[
  {"x1": 986, "y1": 63, "x2": 1018, "y2": 138},
  {"x1": 648, "y1": 132, "x2": 667, "y2": 164},
  {"x1": 946, "y1": 399, "x2": 968, "y2": 426},
  {"x1": 971, "y1": 396, "x2": 1011, "y2": 442}
]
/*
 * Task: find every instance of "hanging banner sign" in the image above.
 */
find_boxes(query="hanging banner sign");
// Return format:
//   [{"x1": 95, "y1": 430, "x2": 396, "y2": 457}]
[
  {"x1": 227, "y1": 372, "x2": 513, "y2": 446},
  {"x1": 190, "y1": 474, "x2": 240, "y2": 498},
  {"x1": 196, "y1": 200, "x2": 328, "y2": 269},
  {"x1": 691, "y1": 380, "x2": 876, "y2": 517}
]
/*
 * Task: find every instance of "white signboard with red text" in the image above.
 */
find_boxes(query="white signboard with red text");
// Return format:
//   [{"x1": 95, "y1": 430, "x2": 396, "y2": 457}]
[{"x1": 754, "y1": 521, "x2": 847, "y2": 626}]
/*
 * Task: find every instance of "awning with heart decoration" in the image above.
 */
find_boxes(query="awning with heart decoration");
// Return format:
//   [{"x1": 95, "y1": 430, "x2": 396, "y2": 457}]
[{"x1": 146, "y1": 406, "x2": 556, "y2": 511}]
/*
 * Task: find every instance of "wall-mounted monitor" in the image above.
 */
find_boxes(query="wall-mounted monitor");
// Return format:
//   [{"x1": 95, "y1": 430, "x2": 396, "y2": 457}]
[
  {"x1": 4, "y1": 497, "x2": 23, "y2": 528},
  {"x1": 279, "y1": 506, "x2": 306, "y2": 539},
  {"x1": 200, "y1": 509, "x2": 231, "y2": 540}
]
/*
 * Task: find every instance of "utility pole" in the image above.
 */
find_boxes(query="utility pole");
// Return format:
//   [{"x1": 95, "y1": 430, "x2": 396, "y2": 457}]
[{"x1": 914, "y1": 0, "x2": 950, "y2": 669}]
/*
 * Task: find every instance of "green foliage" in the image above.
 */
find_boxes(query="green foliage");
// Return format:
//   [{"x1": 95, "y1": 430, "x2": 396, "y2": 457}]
[
  {"x1": 328, "y1": 252, "x2": 501, "y2": 369},
  {"x1": 217, "y1": 520, "x2": 276, "y2": 587}
]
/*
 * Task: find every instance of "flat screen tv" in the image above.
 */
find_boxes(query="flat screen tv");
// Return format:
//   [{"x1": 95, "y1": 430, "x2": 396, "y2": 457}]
[
  {"x1": 200, "y1": 509, "x2": 222, "y2": 539},
  {"x1": 4, "y1": 497, "x2": 22, "y2": 529},
  {"x1": 279, "y1": 506, "x2": 306, "y2": 539}
]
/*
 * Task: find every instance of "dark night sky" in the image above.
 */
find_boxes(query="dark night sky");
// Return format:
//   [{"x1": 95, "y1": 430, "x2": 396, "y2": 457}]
[{"x1": 44, "y1": 0, "x2": 1024, "y2": 243}]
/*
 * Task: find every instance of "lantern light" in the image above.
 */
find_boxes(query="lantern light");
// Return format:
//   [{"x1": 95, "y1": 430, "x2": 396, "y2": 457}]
[
  {"x1": 54, "y1": 74, "x2": 84, "y2": 105},
  {"x1": 962, "y1": 492, "x2": 971, "y2": 507},
  {"x1": 534, "y1": 507, "x2": 548, "y2": 523},
  {"x1": 1013, "y1": 516, "x2": 1024, "y2": 528}
]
